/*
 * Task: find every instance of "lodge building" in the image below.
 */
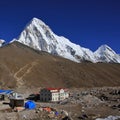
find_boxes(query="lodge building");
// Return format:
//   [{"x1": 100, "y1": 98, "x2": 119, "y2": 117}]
[{"x1": 40, "y1": 88, "x2": 69, "y2": 102}]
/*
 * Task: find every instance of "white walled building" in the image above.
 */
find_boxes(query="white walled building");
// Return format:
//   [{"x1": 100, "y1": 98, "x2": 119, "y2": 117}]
[{"x1": 40, "y1": 88, "x2": 69, "y2": 102}]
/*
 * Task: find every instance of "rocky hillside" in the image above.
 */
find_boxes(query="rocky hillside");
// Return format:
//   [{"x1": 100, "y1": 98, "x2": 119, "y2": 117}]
[{"x1": 0, "y1": 41, "x2": 120, "y2": 89}]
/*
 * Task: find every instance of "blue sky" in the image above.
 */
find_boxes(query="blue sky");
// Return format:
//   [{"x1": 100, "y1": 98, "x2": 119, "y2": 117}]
[{"x1": 0, "y1": 0, "x2": 120, "y2": 53}]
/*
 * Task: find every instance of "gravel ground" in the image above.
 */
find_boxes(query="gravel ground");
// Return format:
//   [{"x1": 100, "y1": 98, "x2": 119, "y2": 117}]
[{"x1": 0, "y1": 87, "x2": 119, "y2": 120}]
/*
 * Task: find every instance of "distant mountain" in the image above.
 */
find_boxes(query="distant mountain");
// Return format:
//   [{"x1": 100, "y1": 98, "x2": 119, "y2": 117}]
[
  {"x1": 0, "y1": 39, "x2": 5, "y2": 47},
  {"x1": 94, "y1": 45, "x2": 120, "y2": 63},
  {"x1": 11, "y1": 18, "x2": 120, "y2": 63}
]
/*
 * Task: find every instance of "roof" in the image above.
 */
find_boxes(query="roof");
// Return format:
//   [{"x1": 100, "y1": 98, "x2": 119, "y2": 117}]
[
  {"x1": 46, "y1": 88, "x2": 62, "y2": 91},
  {"x1": 46, "y1": 88, "x2": 68, "y2": 91},
  {"x1": 0, "y1": 90, "x2": 13, "y2": 95}
]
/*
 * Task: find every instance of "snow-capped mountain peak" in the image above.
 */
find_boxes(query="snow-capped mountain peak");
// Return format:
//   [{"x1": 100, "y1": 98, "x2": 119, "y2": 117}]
[
  {"x1": 11, "y1": 17, "x2": 120, "y2": 63},
  {"x1": 32, "y1": 17, "x2": 45, "y2": 24},
  {"x1": 16, "y1": 17, "x2": 96, "y2": 62},
  {"x1": 95, "y1": 45, "x2": 116, "y2": 56},
  {"x1": 94, "y1": 45, "x2": 120, "y2": 63},
  {"x1": 0, "y1": 39, "x2": 5, "y2": 47}
]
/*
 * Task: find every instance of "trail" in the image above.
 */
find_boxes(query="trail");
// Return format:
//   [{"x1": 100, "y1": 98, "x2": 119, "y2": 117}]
[{"x1": 14, "y1": 60, "x2": 38, "y2": 87}]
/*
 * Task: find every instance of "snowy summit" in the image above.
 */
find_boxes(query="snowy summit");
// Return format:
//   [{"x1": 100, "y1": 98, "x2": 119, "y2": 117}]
[
  {"x1": 12, "y1": 18, "x2": 120, "y2": 63},
  {"x1": 0, "y1": 39, "x2": 5, "y2": 47}
]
